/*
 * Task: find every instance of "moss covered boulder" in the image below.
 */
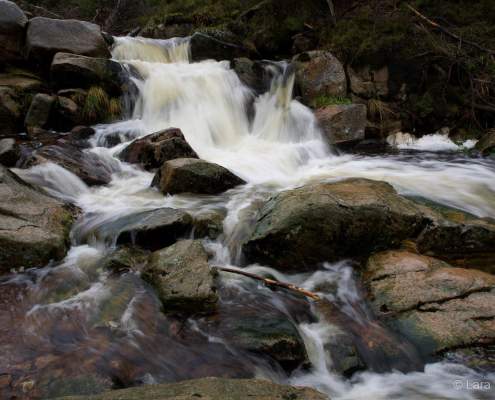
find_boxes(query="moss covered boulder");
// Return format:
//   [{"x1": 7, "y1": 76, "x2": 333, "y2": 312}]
[
  {"x1": 243, "y1": 178, "x2": 428, "y2": 271},
  {"x1": 364, "y1": 251, "x2": 495, "y2": 360},
  {"x1": 143, "y1": 240, "x2": 218, "y2": 314},
  {"x1": 0, "y1": 166, "x2": 76, "y2": 273}
]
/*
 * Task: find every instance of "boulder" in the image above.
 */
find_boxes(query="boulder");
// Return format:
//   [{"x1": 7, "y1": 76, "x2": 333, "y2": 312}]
[
  {"x1": 0, "y1": 86, "x2": 22, "y2": 137},
  {"x1": 231, "y1": 58, "x2": 265, "y2": 93},
  {"x1": 24, "y1": 93, "x2": 56, "y2": 134},
  {"x1": 414, "y1": 200, "x2": 495, "y2": 273},
  {"x1": 190, "y1": 32, "x2": 253, "y2": 62},
  {"x1": 97, "y1": 208, "x2": 194, "y2": 251},
  {"x1": 143, "y1": 239, "x2": 218, "y2": 314},
  {"x1": 0, "y1": 138, "x2": 20, "y2": 167},
  {"x1": 475, "y1": 129, "x2": 495, "y2": 156},
  {"x1": 118, "y1": 128, "x2": 198, "y2": 170},
  {"x1": 348, "y1": 65, "x2": 389, "y2": 99},
  {"x1": 0, "y1": 0, "x2": 28, "y2": 64},
  {"x1": 61, "y1": 377, "x2": 327, "y2": 400},
  {"x1": 243, "y1": 178, "x2": 428, "y2": 270},
  {"x1": 0, "y1": 166, "x2": 76, "y2": 273},
  {"x1": 20, "y1": 143, "x2": 113, "y2": 186},
  {"x1": 364, "y1": 251, "x2": 495, "y2": 358},
  {"x1": 316, "y1": 104, "x2": 367, "y2": 145},
  {"x1": 50, "y1": 52, "x2": 127, "y2": 96},
  {"x1": 293, "y1": 51, "x2": 347, "y2": 106},
  {"x1": 26, "y1": 17, "x2": 110, "y2": 66},
  {"x1": 152, "y1": 158, "x2": 245, "y2": 195}
]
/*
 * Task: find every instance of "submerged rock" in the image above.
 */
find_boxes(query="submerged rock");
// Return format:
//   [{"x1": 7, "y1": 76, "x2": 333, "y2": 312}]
[
  {"x1": 118, "y1": 128, "x2": 198, "y2": 170},
  {"x1": 100, "y1": 246, "x2": 149, "y2": 273},
  {"x1": 0, "y1": 166, "x2": 76, "y2": 273},
  {"x1": 152, "y1": 158, "x2": 245, "y2": 195},
  {"x1": 316, "y1": 104, "x2": 367, "y2": 145},
  {"x1": 293, "y1": 51, "x2": 347, "y2": 106},
  {"x1": 112, "y1": 208, "x2": 194, "y2": 251},
  {"x1": 61, "y1": 377, "x2": 327, "y2": 400},
  {"x1": 26, "y1": 17, "x2": 110, "y2": 66},
  {"x1": 243, "y1": 178, "x2": 428, "y2": 270},
  {"x1": 143, "y1": 240, "x2": 218, "y2": 314},
  {"x1": 0, "y1": 0, "x2": 28, "y2": 64},
  {"x1": 364, "y1": 251, "x2": 495, "y2": 359},
  {"x1": 20, "y1": 143, "x2": 112, "y2": 186}
]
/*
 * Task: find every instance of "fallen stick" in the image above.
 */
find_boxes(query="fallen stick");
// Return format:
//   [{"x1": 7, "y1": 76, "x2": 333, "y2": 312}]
[
  {"x1": 213, "y1": 266, "x2": 321, "y2": 301},
  {"x1": 407, "y1": 4, "x2": 495, "y2": 54}
]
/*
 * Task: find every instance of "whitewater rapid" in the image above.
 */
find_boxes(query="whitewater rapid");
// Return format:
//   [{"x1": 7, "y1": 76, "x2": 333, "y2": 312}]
[{"x1": 14, "y1": 35, "x2": 495, "y2": 399}]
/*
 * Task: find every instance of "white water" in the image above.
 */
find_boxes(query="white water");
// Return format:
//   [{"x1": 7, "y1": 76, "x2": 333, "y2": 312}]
[
  {"x1": 16, "y1": 36, "x2": 495, "y2": 399},
  {"x1": 387, "y1": 131, "x2": 477, "y2": 152}
]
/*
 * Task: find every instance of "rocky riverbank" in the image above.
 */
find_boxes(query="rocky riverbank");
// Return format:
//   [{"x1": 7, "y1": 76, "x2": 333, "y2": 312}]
[{"x1": 0, "y1": 0, "x2": 494, "y2": 399}]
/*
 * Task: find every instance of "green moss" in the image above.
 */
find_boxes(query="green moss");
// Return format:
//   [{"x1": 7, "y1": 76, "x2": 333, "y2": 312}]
[{"x1": 312, "y1": 95, "x2": 352, "y2": 108}]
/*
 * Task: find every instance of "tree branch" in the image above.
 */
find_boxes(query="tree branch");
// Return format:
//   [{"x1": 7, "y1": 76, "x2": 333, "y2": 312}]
[
  {"x1": 407, "y1": 4, "x2": 495, "y2": 55},
  {"x1": 213, "y1": 266, "x2": 321, "y2": 300}
]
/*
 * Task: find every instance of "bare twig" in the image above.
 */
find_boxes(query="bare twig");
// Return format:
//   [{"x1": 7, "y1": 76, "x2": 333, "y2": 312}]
[
  {"x1": 326, "y1": 0, "x2": 337, "y2": 25},
  {"x1": 407, "y1": 4, "x2": 495, "y2": 55},
  {"x1": 213, "y1": 266, "x2": 321, "y2": 300}
]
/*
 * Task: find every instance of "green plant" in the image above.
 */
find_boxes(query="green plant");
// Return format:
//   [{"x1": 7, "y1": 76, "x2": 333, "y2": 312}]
[
  {"x1": 312, "y1": 95, "x2": 352, "y2": 108},
  {"x1": 82, "y1": 86, "x2": 110, "y2": 124}
]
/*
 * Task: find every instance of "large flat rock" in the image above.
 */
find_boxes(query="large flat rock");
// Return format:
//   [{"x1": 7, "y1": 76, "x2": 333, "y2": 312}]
[
  {"x1": 364, "y1": 250, "x2": 495, "y2": 359},
  {"x1": 59, "y1": 377, "x2": 327, "y2": 400},
  {"x1": 0, "y1": 166, "x2": 76, "y2": 273}
]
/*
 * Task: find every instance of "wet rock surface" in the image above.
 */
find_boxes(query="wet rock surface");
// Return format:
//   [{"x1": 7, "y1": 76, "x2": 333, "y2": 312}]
[
  {"x1": 244, "y1": 178, "x2": 428, "y2": 270},
  {"x1": 60, "y1": 377, "x2": 327, "y2": 400},
  {"x1": 118, "y1": 128, "x2": 198, "y2": 170},
  {"x1": 364, "y1": 251, "x2": 495, "y2": 359},
  {"x1": 152, "y1": 158, "x2": 246, "y2": 195},
  {"x1": 143, "y1": 240, "x2": 218, "y2": 314},
  {"x1": 20, "y1": 143, "x2": 113, "y2": 186},
  {"x1": 0, "y1": 166, "x2": 76, "y2": 273},
  {"x1": 106, "y1": 208, "x2": 194, "y2": 251}
]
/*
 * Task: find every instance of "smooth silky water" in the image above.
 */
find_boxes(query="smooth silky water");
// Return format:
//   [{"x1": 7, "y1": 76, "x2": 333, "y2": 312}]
[{"x1": 5, "y1": 36, "x2": 495, "y2": 399}]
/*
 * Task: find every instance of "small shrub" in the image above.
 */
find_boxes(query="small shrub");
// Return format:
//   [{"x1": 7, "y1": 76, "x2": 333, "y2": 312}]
[{"x1": 83, "y1": 86, "x2": 110, "y2": 124}]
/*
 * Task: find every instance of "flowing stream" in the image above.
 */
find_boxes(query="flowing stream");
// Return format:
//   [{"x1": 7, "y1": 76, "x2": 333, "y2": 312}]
[{"x1": 4, "y1": 36, "x2": 495, "y2": 399}]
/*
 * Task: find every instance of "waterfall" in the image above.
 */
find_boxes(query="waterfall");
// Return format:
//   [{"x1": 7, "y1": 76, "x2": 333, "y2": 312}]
[{"x1": 10, "y1": 35, "x2": 495, "y2": 400}]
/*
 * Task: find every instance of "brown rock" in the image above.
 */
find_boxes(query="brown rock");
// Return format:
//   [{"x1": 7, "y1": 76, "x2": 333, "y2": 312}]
[
  {"x1": 152, "y1": 158, "x2": 245, "y2": 195},
  {"x1": 316, "y1": 104, "x2": 367, "y2": 145},
  {"x1": 118, "y1": 128, "x2": 198, "y2": 170},
  {"x1": 365, "y1": 250, "x2": 495, "y2": 358}
]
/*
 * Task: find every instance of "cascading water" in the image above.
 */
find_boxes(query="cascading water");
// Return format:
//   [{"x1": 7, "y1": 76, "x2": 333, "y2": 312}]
[{"x1": 4, "y1": 35, "x2": 495, "y2": 399}]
